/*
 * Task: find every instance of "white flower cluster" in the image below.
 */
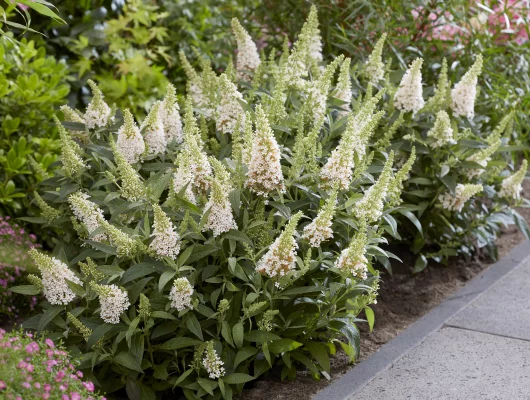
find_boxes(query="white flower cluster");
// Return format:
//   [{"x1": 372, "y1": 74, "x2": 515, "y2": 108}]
[
  {"x1": 57, "y1": 119, "x2": 87, "y2": 178},
  {"x1": 159, "y1": 84, "x2": 183, "y2": 144},
  {"x1": 85, "y1": 80, "x2": 112, "y2": 129},
  {"x1": 60, "y1": 105, "x2": 86, "y2": 137},
  {"x1": 150, "y1": 204, "x2": 181, "y2": 259},
  {"x1": 499, "y1": 160, "x2": 528, "y2": 200},
  {"x1": 172, "y1": 159, "x2": 197, "y2": 205},
  {"x1": 427, "y1": 111, "x2": 455, "y2": 148},
  {"x1": 93, "y1": 283, "x2": 130, "y2": 324},
  {"x1": 394, "y1": 58, "x2": 424, "y2": 114},
  {"x1": 466, "y1": 139, "x2": 501, "y2": 180},
  {"x1": 116, "y1": 109, "x2": 145, "y2": 164},
  {"x1": 451, "y1": 55, "x2": 482, "y2": 119},
  {"x1": 320, "y1": 145, "x2": 355, "y2": 190},
  {"x1": 216, "y1": 74, "x2": 246, "y2": 134},
  {"x1": 354, "y1": 152, "x2": 394, "y2": 222},
  {"x1": 333, "y1": 57, "x2": 352, "y2": 117},
  {"x1": 202, "y1": 341, "x2": 225, "y2": 379},
  {"x1": 439, "y1": 183, "x2": 483, "y2": 212},
  {"x1": 232, "y1": 18, "x2": 261, "y2": 81},
  {"x1": 142, "y1": 102, "x2": 167, "y2": 155},
  {"x1": 203, "y1": 162, "x2": 237, "y2": 237},
  {"x1": 29, "y1": 249, "x2": 82, "y2": 305},
  {"x1": 320, "y1": 98, "x2": 382, "y2": 189},
  {"x1": 335, "y1": 248, "x2": 369, "y2": 280},
  {"x1": 334, "y1": 229, "x2": 369, "y2": 279},
  {"x1": 303, "y1": 190, "x2": 337, "y2": 247},
  {"x1": 246, "y1": 105, "x2": 285, "y2": 196},
  {"x1": 169, "y1": 278, "x2": 194, "y2": 311},
  {"x1": 256, "y1": 213, "x2": 302, "y2": 280},
  {"x1": 68, "y1": 191, "x2": 107, "y2": 241},
  {"x1": 364, "y1": 34, "x2": 386, "y2": 84}
]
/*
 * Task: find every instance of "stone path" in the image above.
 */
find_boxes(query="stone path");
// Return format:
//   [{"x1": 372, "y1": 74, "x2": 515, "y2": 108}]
[{"x1": 314, "y1": 241, "x2": 530, "y2": 400}]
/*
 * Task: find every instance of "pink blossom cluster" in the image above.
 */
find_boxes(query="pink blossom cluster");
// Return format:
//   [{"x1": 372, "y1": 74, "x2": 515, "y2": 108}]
[
  {"x1": 411, "y1": 1, "x2": 530, "y2": 45},
  {"x1": 0, "y1": 329, "x2": 106, "y2": 399},
  {"x1": 0, "y1": 216, "x2": 41, "y2": 317}
]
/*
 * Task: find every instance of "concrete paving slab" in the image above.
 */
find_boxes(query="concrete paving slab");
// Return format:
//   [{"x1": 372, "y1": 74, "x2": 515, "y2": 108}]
[
  {"x1": 447, "y1": 258, "x2": 530, "y2": 340},
  {"x1": 352, "y1": 326, "x2": 530, "y2": 400}
]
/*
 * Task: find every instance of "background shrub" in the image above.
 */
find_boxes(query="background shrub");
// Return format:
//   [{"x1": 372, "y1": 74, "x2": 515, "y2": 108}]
[{"x1": 0, "y1": 35, "x2": 70, "y2": 217}]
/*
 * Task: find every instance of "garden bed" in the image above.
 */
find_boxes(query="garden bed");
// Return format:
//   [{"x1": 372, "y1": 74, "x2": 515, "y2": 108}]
[{"x1": 242, "y1": 181, "x2": 530, "y2": 400}]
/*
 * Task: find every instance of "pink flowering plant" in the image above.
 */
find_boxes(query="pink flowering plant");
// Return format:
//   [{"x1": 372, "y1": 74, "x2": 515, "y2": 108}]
[
  {"x1": 15, "y1": 9, "x2": 409, "y2": 399},
  {"x1": 0, "y1": 216, "x2": 40, "y2": 317},
  {"x1": 0, "y1": 329, "x2": 105, "y2": 400}
]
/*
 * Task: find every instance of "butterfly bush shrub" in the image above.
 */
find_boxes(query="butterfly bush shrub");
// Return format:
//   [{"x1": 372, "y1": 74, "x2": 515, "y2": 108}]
[
  {"x1": 19, "y1": 9, "x2": 405, "y2": 399},
  {"x1": 356, "y1": 36, "x2": 529, "y2": 271}
]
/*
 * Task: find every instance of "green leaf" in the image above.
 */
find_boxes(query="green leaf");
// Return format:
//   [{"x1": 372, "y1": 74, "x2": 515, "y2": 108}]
[
  {"x1": 174, "y1": 368, "x2": 194, "y2": 388},
  {"x1": 234, "y1": 347, "x2": 259, "y2": 368},
  {"x1": 221, "y1": 321, "x2": 234, "y2": 347},
  {"x1": 305, "y1": 342, "x2": 330, "y2": 373},
  {"x1": 159, "y1": 270, "x2": 175, "y2": 292},
  {"x1": 365, "y1": 307, "x2": 375, "y2": 333},
  {"x1": 38, "y1": 305, "x2": 63, "y2": 332},
  {"x1": 223, "y1": 230, "x2": 252, "y2": 246},
  {"x1": 121, "y1": 263, "x2": 157, "y2": 284},
  {"x1": 114, "y1": 352, "x2": 143, "y2": 373},
  {"x1": 397, "y1": 209, "x2": 423, "y2": 238},
  {"x1": 17, "y1": 0, "x2": 66, "y2": 24},
  {"x1": 139, "y1": 382, "x2": 156, "y2": 400},
  {"x1": 66, "y1": 279, "x2": 85, "y2": 297},
  {"x1": 187, "y1": 245, "x2": 219, "y2": 264},
  {"x1": 158, "y1": 337, "x2": 203, "y2": 351},
  {"x1": 197, "y1": 378, "x2": 217, "y2": 395},
  {"x1": 88, "y1": 324, "x2": 115, "y2": 348},
  {"x1": 222, "y1": 373, "x2": 255, "y2": 385},
  {"x1": 244, "y1": 330, "x2": 281, "y2": 344},
  {"x1": 184, "y1": 313, "x2": 203, "y2": 340},
  {"x1": 126, "y1": 317, "x2": 141, "y2": 345},
  {"x1": 10, "y1": 285, "x2": 40, "y2": 295},
  {"x1": 151, "y1": 311, "x2": 177, "y2": 320},
  {"x1": 233, "y1": 322, "x2": 244, "y2": 349},
  {"x1": 268, "y1": 339, "x2": 303, "y2": 354},
  {"x1": 413, "y1": 254, "x2": 428, "y2": 274}
]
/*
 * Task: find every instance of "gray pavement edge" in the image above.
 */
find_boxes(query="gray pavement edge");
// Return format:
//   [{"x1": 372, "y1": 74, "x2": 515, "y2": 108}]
[{"x1": 313, "y1": 240, "x2": 530, "y2": 400}]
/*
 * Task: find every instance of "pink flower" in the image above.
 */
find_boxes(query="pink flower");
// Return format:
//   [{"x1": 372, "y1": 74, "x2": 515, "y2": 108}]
[
  {"x1": 25, "y1": 342, "x2": 39, "y2": 353},
  {"x1": 70, "y1": 393, "x2": 81, "y2": 400},
  {"x1": 0, "y1": 380, "x2": 5, "y2": 389},
  {"x1": 44, "y1": 384, "x2": 51, "y2": 392},
  {"x1": 62, "y1": 396, "x2": 69, "y2": 400},
  {"x1": 22, "y1": 382, "x2": 31, "y2": 389},
  {"x1": 76, "y1": 371, "x2": 83, "y2": 378},
  {"x1": 42, "y1": 394, "x2": 50, "y2": 400},
  {"x1": 45, "y1": 338, "x2": 55, "y2": 348},
  {"x1": 82, "y1": 381, "x2": 95, "y2": 392},
  {"x1": 55, "y1": 370, "x2": 66, "y2": 382},
  {"x1": 34, "y1": 382, "x2": 41, "y2": 389}
]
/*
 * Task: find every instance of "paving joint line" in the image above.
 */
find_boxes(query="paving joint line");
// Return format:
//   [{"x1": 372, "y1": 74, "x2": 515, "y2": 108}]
[{"x1": 442, "y1": 323, "x2": 530, "y2": 343}]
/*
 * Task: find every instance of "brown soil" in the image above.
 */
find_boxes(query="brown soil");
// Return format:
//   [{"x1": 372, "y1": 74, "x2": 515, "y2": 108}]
[{"x1": 242, "y1": 180, "x2": 530, "y2": 400}]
